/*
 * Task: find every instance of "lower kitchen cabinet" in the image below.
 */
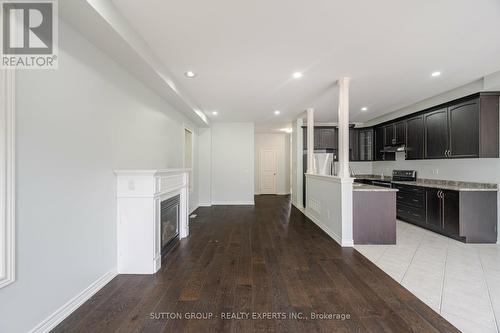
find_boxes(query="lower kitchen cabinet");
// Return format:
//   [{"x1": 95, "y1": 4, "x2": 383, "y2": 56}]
[
  {"x1": 425, "y1": 188, "x2": 442, "y2": 229},
  {"x1": 442, "y1": 190, "x2": 460, "y2": 236},
  {"x1": 425, "y1": 188, "x2": 460, "y2": 237},
  {"x1": 394, "y1": 183, "x2": 497, "y2": 243}
]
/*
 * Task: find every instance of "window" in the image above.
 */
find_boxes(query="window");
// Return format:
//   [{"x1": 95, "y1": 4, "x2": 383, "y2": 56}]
[{"x1": 0, "y1": 70, "x2": 15, "y2": 289}]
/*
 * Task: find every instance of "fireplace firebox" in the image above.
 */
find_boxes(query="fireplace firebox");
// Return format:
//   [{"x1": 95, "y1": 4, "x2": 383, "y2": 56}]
[{"x1": 160, "y1": 194, "x2": 180, "y2": 255}]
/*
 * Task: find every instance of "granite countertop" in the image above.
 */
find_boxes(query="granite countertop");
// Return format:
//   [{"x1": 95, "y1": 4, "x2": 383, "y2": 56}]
[
  {"x1": 355, "y1": 174, "x2": 498, "y2": 192},
  {"x1": 353, "y1": 183, "x2": 398, "y2": 192}
]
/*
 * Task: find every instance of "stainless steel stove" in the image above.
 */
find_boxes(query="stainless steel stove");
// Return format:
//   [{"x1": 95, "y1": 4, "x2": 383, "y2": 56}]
[{"x1": 392, "y1": 170, "x2": 417, "y2": 182}]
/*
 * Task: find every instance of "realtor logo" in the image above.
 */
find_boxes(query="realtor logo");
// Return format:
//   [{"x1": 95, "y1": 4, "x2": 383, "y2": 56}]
[{"x1": 1, "y1": 0, "x2": 58, "y2": 69}]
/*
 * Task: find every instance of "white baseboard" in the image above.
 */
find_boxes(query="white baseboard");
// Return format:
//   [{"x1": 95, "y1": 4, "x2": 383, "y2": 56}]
[
  {"x1": 29, "y1": 268, "x2": 117, "y2": 333},
  {"x1": 189, "y1": 205, "x2": 199, "y2": 214},
  {"x1": 198, "y1": 202, "x2": 212, "y2": 207},
  {"x1": 255, "y1": 192, "x2": 291, "y2": 196},
  {"x1": 303, "y1": 209, "x2": 353, "y2": 247},
  {"x1": 291, "y1": 201, "x2": 304, "y2": 212},
  {"x1": 211, "y1": 201, "x2": 255, "y2": 205}
]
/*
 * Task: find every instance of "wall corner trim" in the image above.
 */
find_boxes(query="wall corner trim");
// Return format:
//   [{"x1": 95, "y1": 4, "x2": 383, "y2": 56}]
[
  {"x1": 0, "y1": 69, "x2": 15, "y2": 289},
  {"x1": 29, "y1": 268, "x2": 118, "y2": 333}
]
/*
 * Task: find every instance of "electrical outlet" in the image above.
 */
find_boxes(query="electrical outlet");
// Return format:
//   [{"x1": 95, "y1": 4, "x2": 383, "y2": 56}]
[{"x1": 128, "y1": 180, "x2": 135, "y2": 191}]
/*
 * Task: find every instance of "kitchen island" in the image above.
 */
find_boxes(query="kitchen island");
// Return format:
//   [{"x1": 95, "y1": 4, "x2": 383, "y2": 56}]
[{"x1": 353, "y1": 183, "x2": 398, "y2": 244}]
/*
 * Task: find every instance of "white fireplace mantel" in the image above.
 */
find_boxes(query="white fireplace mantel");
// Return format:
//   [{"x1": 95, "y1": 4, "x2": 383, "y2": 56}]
[{"x1": 115, "y1": 169, "x2": 189, "y2": 274}]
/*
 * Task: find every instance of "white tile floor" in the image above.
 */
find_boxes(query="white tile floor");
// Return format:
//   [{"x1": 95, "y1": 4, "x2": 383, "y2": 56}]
[{"x1": 355, "y1": 221, "x2": 500, "y2": 333}]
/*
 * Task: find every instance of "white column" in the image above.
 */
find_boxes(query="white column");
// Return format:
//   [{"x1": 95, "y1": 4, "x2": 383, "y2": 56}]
[
  {"x1": 306, "y1": 108, "x2": 314, "y2": 174},
  {"x1": 337, "y1": 78, "x2": 350, "y2": 178}
]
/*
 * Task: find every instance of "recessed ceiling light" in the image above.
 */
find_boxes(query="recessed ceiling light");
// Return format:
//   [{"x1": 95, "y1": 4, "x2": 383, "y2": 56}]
[
  {"x1": 274, "y1": 110, "x2": 281, "y2": 115},
  {"x1": 431, "y1": 71, "x2": 441, "y2": 77},
  {"x1": 184, "y1": 71, "x2": 196, "y2": 78},
  {"x1": 211, "y1": 111, "x2": 218, "y2": 116},
  {"x1": 361, "y1": 107, "x2": 368, "y2": 111},
  {"x1": 280, "y1": 128, "x2": 293, "y2": 134},
  {"x1": 292, "y1": 72, "x2": 303, "y2": 79}
]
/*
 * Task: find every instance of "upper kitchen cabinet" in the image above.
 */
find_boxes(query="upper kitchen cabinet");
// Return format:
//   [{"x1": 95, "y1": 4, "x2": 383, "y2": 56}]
[
  {"x1": 358, "y1": 128, "x2": 374, "y2": 161},
  {"x1": 424, "y1": 94, "x2": 499, "y2": 159},
  {"x1": 349, "y1": 128, "x2": 359, "y2": 161},
  {"x1": 383, "y1": 124, "x2": 394, "y2": 146},
  {"x1": 374, "y1": 126, "x2": 395, "y2": 161},
  {"x1": 424, "y1": 108, "x2": 449, "y2": 159},
  {"x1": 394, "y1": 121, "x2": 406, "y2": 145},
  {"x1": 382, "y1": 121, "x2": 405, "y2": 146},
  {"x1": 317, "y1": 127, "x2": 337, "y2": 150},
  {"x1": 448, "y1": 99, "x2": 479, "y2": 158},
  {"x1": 405, "y1": 115, "x2": 424, "y2": 159},
  {"x1": 479, "y1": 94, "x2": 500, "y2": 157},
  {"x1": 303, "y1": 127, "x2": 337, "y2": 150},
  {"x1": 374, "y1": 126, "x2": 385, "y2": 161}
]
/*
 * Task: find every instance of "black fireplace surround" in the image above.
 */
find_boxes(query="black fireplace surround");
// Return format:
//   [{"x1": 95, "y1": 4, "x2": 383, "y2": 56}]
[{"x1": 160, "y1": 194, "x2": 180, "y2": 255}]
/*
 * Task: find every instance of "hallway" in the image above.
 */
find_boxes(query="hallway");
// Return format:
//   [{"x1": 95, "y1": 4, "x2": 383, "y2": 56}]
[{"x1": 54, "y1": 196, "x2": 458, "y2": 332}]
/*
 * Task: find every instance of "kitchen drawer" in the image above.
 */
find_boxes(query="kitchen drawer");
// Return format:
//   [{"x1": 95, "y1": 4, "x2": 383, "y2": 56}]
[
  {"x1": 392, "y1": 183, "x2": 425, "y2": 194},
  {"x1": 396, "y1": 191, "x2": 425, "y2": 208},
  {"x1": 397, "y1": 204, "x2": 425, "y2": 224}
]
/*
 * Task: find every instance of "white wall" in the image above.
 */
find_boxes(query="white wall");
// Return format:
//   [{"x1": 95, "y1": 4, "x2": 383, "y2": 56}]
[
  {"x1": 305, "y1": 175, "x2": 353, "y2": 246},
  {"x1": 211, "y1": 123, "x2": 255, "y2": 204},
  {"x1": 373, "y1": 154, "x2": 500, "y2": 184},
  {"x1": 349, "y1": 162, "x2": 373, "y2": 176},
  {"x1": 254, "y1": 133, "x2": 290, "y2": 194},
  {"x1": 0, "y1": 21, "x2": 199, "y2": 333}
]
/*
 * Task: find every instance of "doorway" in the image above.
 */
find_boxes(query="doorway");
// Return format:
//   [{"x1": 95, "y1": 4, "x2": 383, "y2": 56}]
[
  {"x1": 259, "y1": 149, "x2": 277, "y2": 194},
  {"x1": 184, "y1": 128, "x2": 193, "y2": 191}
]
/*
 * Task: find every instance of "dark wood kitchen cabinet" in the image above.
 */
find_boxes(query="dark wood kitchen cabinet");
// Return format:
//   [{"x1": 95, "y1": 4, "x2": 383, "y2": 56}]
[
  {"x1": 374, "y1": 126, "x2": 395, "y2": 161},
  {"x1": 442, "y1": 191, "x2": 460, "y2": 236},
  {"x1": 394, "y1": 121, "x2": 406, "y2": 145},
  {"x1": 395, "y1": 183, "x2": 497, "y2": 243},
  {"x1": 358, "y1": 128, "x2": 374, "y2": 161},
  {"x1": 381, "y1": 121, "x2": 406, "y2": 146},
  {"x1": 425, "y1": 188, "x2": 442, "y2": 229},
  {"x1": 383, "y1": 124, "x2": 394, "y2": 146},
  {"x1": 319, "y1": 128, "x2": 337, "y2": 149},
  {"x1": 425, "y1": 188, "x2": 460, "y2": 238},
  {"x1": 448, "y1": 99, "x2": 479, "y2": 158},
  {"x1": 303, "y1": 127, "x2": 337, "y2": 150},
  {"x1": 375, "y1": 126, "x2": 384, "y2": 161},
  {"x1": 423, "y1": 95, "x2": 498, "y2": 160},
  {"x1": 424, "y1": 108, "x2": 448, "y2": 159},
  {"x1": 405, "y1": 115, "x2": 424, "y2": 159},
  {"x1": 349, "y1": 128, "x2": 359, "y2": 161}
]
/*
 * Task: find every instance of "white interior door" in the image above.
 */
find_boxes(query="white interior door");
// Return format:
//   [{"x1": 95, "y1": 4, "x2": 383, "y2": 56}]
[{"x1": 260, "y1": 149, "x2": 277, "y2": 194}]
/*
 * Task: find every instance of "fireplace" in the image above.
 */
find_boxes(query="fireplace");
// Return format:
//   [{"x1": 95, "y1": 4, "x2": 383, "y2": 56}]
[
  {"x1": 115, "y1": 169, "x2": 189, "y2": 274},
  {"x1": 161, "y1": 194, "x2": 180, "y2": 255}
]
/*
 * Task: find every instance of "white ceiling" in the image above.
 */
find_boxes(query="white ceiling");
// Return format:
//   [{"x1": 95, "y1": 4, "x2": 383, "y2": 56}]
[{"x1": 112, "y1": 0, "x2": 500, "y2": 132}]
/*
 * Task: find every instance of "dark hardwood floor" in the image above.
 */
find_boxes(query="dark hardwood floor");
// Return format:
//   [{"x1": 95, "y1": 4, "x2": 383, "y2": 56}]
[{"x1": 54, "y1": 195, "x2": 459, "y2": 333}]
